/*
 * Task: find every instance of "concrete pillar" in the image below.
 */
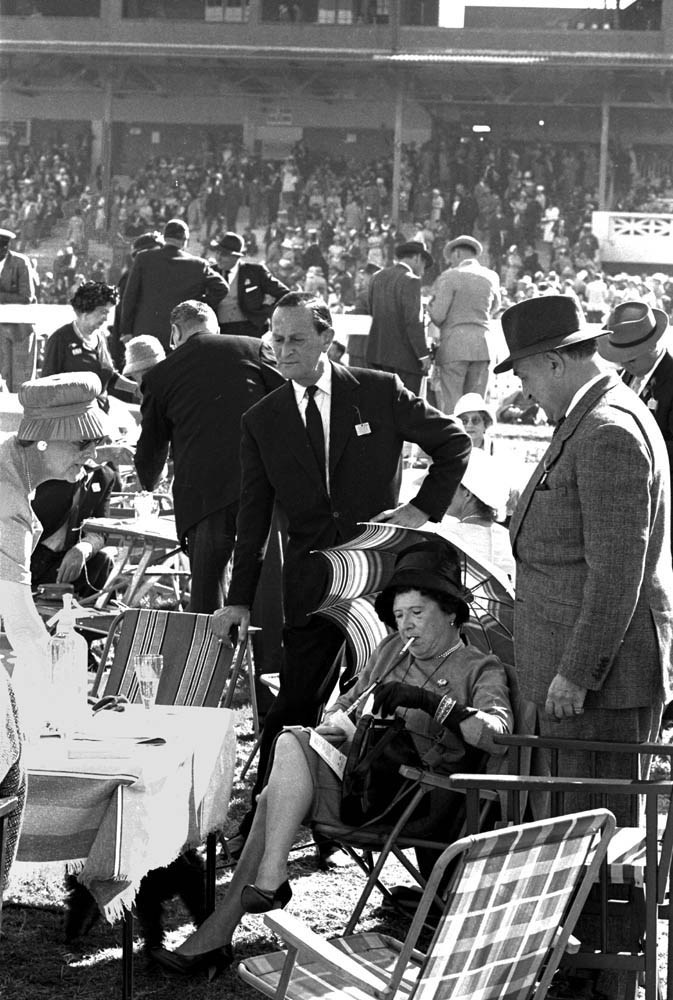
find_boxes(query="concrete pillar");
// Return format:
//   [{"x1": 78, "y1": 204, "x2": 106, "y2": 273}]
[
  {"x1": 661, "y1": 0, "x2": 673, "y2": 43},
  {"x1": 391, "y1": 75, "x2": 404, "y2": 226},
  {"x1": 598, "y1": 97, "x2": 610, "y2": 211}
]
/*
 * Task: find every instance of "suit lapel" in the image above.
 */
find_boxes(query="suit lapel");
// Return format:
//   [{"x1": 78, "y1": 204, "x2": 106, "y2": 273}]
[
  {"x1": 272, "y1": 381, "x2": 328, "y2": 492},
  {"x1": 509, "y1": 374, "x2": 617, "y2": 547},
  {"x1": 328, "y1": 363, "x2": 359, "y2": 477}
]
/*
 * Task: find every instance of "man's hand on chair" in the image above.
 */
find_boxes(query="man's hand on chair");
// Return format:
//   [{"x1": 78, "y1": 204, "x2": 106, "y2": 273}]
[{"x1": 212, "y1": 605, "x2": 250, "y2": 647}]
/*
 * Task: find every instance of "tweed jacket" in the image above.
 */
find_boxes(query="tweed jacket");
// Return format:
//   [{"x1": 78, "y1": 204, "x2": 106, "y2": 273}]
[
  {"x1": 120, "y1": 244, "x2": 228, "y2": 349},
  {"x1": 135, "y1": 332, "x2": 283, "y2": 543},
  {"x1": 227, "y1": 363, "x2": 470, "y2": 627},
  {"x1": 365, "y1": 263, "x2": 427, "y2": 378},
  {"x1": 510, "y1": 373, "x2": 673, "y2": 709}
]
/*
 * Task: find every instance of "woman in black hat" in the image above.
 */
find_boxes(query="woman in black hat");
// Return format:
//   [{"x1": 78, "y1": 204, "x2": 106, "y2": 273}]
[{"x1": 153, "y1": 536, "x2": 513, "y2": 979}]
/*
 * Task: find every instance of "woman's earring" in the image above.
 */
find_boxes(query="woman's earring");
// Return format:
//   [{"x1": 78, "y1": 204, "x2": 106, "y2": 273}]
[{"x1": 36, "y1": 440, "x2": 47, "y2": 452}]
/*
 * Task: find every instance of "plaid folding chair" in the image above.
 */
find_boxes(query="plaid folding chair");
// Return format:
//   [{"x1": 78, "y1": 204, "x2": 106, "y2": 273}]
[{"x1": 239, "y1": 809, "x2": 615, "y2": 1000}]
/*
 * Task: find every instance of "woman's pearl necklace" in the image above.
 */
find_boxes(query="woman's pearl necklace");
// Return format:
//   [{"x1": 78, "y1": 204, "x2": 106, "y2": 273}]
[{"x1": 424, "y1": 639, "x2": 463, "y2": 662}]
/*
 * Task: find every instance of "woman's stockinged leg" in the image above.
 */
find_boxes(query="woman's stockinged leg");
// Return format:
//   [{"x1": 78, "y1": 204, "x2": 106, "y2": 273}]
[
  {"x1": 255, "y1": 733, "x2": 314, "y2": 890},
  {"x1": 176, "y1": 733, "x2": 315, "y2": 957}
]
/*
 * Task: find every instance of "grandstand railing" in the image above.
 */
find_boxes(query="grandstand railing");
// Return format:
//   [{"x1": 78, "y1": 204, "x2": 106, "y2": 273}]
[{"x1": 592, "y1": 210, "x2": 673, "y2": 267}]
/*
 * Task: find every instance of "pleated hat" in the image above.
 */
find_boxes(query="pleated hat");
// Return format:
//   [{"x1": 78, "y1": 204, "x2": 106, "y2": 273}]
[{"x1": 18, "y1": 373, "x2": 110, "y2": 441}]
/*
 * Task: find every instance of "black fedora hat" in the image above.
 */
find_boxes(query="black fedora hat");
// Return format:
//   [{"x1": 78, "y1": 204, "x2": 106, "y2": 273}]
[
  {"x1": 493, "y1": 295, "x2": 597, "y2": 374},
  {"x1": 394, "y1": 240, "x2": 434, "y2": 269},
  {"x1": 598, "y1": 300, "x2": 668, "y2": 364},
  {"x1": 210, "y1": 231, "x2": 245, "y2": 256},
  {"x1": 374, "y1": 538, "x2": 471, "y2": 630}
]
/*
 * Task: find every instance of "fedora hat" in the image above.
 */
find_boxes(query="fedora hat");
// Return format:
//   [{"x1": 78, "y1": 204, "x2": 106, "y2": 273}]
[
  {"x1": 18, "y1": 373, "x2": 110, "y2": 441},
  {"x1": 210, "y1": 232, "x2": 244, "y2": 256},
  {"x1": 374, "y1": 538, "x2": 472, "y2": 630},
  {"x1": 0, "y1": 228, "x2": 16, "y2": 242},
  {"x1": 132, "y1": 231, "x2": 164, "y2": 255},
  {"x1": 394, "y1": 240, "x2": 434, "y2": 269},
  {"x1": 445, "y1": 235, "x2": 482, "y2": 256},
  {"x1": 597, "y1": 300, "x2": 668, "y2": 364},
  {"x1": 493, "y1": 295, "x2": 596, "y2": 374}
]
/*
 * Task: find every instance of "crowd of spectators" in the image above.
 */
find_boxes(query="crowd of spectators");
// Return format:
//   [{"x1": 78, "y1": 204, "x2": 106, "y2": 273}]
[{"x1": 2, "y1": 131, "x2": 673, "y2": 323}]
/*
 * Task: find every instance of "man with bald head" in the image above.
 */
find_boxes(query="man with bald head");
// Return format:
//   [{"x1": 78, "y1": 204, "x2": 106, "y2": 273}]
[{"x1": 134, "y1": 300, "x2": 283, "y2": 612}]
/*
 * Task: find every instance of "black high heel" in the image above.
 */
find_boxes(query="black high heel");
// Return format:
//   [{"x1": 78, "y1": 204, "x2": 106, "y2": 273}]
[
  {"x1": 240, "y1": 880, "x2": 292, "y2": 914},
  {"x1": 151, "y1": 943, "x2": 234, "y2": 981}
]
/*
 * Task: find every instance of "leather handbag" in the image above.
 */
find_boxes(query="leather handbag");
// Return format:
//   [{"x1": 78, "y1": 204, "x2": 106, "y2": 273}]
[{"x1": 340, "y1": 713, "x2": 428, "y2": 827}]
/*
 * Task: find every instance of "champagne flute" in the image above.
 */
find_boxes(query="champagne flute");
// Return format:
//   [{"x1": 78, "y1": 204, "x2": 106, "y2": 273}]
[{"x1": 133, "y1": 654, "x2": 163, "y2": 710}]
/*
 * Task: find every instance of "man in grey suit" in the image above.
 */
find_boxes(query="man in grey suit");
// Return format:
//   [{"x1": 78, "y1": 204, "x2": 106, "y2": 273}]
[
  {"x1": 428, "y1": 235, "x2": 501, "y2": 415},
  {"x1": 496, "y1": 295, "x2": 673, "y2": 811},
  {"x1": 0, "y1": 228, "x2": 37, "y2": 390},
  {"x1": 365, "y1": 240, "x2": 433, "y2": 393}
]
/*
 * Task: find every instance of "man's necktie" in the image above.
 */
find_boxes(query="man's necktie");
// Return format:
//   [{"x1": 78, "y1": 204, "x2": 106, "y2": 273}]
[{"x1": 305, "y1": 385, "x2": 326, "y2": 486}]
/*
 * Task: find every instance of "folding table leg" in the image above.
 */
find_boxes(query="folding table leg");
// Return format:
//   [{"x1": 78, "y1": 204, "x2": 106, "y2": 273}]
[{"x1": 122, "y1": 908, "x2": 134, "y2": 1000}]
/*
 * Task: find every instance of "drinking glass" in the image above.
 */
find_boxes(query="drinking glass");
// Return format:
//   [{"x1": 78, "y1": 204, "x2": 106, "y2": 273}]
[
  {"x1": 133, "y1": 491, "x2": 159, "y2": 521},
  {"x1": 133, "y1": 654, "x2": 163, "y2": 710}
]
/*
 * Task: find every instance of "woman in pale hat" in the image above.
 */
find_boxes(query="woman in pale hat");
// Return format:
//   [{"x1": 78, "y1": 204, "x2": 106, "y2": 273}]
[
  {"x1": 153, "y1": 536, "x2": 512, "y2": 978},
  {"x1": 42, "y1": 281, "x2": 138, "y2": 406},
  {"x1": 121, "y1": 334, "x2": 166, "y2": 396},
  {"x1": 0, "y1": 372, "x2": 110, "y2": 888},
  {"x1": 452, "y1": 392, "x2": 495, "y2": 453}
]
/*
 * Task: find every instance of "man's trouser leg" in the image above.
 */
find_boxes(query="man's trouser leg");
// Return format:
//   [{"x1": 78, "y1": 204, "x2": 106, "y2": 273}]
[
  {"x1": 463, "y1": 360, "x2": 490, "y2": 401},
  {"x1": 238, "y1": 617, "x2": 345, "y2": 839},
  {"x1": 437, "y1": 360, "x2": 469, "y2": 415},
  {"x1": 186, "y1": 504, "x2": 238, "y2": 614},
  {"x1": 0, "y1": 324, "x2": 37, "y2": 391}
]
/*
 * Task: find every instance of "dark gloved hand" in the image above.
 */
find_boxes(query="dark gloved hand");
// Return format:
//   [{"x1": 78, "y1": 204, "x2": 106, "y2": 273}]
[{"x1": 373, "y1": 682, "x2": 441, "y2": 718}]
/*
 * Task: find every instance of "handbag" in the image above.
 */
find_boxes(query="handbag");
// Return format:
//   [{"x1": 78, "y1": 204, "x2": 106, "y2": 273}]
[{"x1": 340, "y1": 713, "x2": 428, "y2": 827}]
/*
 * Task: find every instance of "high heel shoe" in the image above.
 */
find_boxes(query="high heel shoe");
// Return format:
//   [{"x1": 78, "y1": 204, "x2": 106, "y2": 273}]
[
  {"x1": 240, "y1": 879, "x2": 292, "y2": 914},
  {"x1": 151, "y1": 943, "x2": 234, "y2": 981}
]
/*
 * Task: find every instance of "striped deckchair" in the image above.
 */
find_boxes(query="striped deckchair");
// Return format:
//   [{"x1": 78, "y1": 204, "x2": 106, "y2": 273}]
[
  {"x1": 239, "y1": 810, "x2": 615, "y2": 1000},
  {"x1": 91, "y1": 608, "x2": 245, "y2": 708}
]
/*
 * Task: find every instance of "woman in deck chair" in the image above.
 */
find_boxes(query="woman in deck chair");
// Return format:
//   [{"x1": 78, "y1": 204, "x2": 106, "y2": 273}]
[{"x1": 153, "y1": 537, "x2": 513, "y2": 980}]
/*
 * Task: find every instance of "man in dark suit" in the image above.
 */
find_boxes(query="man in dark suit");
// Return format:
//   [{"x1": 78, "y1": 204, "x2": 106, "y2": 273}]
[
  {"x1": 134, "y1": 300, "x2": 284, "y2": 613},
  {"x1": 365, "y1": 240, "x2": 433, "y2": 393},
  {"x1": 211, "y1": 232, "x2": 288, "y2": 338},
  {"x1": 598, "y1": 299, "x2": 673, "y2": 461},
  {"x1": 213, "y1": 291, "x2": 471, "y2": 841},
  {"x1": 120, "y1": 219, "x2": 228, "y2": 351},
  {"x1": 0, "y1": 227, "x2": 37, "y2": 390}
]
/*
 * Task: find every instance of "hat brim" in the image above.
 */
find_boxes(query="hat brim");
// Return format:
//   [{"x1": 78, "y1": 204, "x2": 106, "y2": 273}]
[
  {"x1": 493, "y1": 327, "x2": 599, "y2": 374},
  {"x1": 18, "y1": 406, "x2": 112, "y2": 442},
  {"x1": 597, "y1": 308, "x2": 668, "y2": 364},
  {"x1": 374, "y1": 568, "x2": 470, "y2": 630}
]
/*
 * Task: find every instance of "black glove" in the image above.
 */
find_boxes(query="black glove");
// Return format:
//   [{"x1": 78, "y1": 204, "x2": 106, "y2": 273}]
[{"x1": 372, "y1": 682, "x2": 441, "y2": 718}]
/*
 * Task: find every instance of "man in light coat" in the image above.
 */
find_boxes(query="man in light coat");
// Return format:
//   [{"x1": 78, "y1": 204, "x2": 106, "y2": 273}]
[
  {"x1": 428, "y1": 235, "x2": 500, "y2": 415},
  {"x1": 497, "y1": 295, "x2": 673, "y2": 818}
]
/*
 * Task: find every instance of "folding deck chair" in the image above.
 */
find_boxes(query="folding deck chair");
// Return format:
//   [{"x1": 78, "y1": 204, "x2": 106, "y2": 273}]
[{"x1": 239, "y1": 809, "x2": 615, "y2": 1000}]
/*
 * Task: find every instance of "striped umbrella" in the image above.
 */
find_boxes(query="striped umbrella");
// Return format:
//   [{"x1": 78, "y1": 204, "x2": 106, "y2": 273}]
[{"x1": 312, "y1": 522, "x2": 514, "y2": 674}]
